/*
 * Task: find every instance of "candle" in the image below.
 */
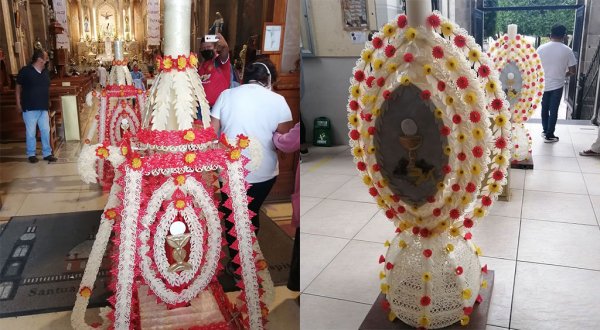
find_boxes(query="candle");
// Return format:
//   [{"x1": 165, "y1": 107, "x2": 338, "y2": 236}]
[
  {"x1": 508, "y1": 24, "x2": 518, "y2": 40},
  {"x1": 406, "y1": 0, "x2": 432, "y2": 28},
  {"x1": 114, "y1": 40, "x2": 123, "y2": 60},
  {"x1": 164, "y1": 0, "x2": 192, "y2": 57}
]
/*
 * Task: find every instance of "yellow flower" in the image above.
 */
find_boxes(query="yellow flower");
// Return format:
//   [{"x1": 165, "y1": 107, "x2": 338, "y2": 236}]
[
  {"x1": 373, "y1": 59, "x2": 384, "y2": 70},
  {"x1": 464, "y1": 91, "x2": 477, "y2": 105},
  {"x1": 494, "y1": 114, "x2": 508, "y2": 127},
  {"x1": 353, "y1": 147, "x2": 364, "y2": 158},
  {"x1": 367, "y1": 146, "x2": 376, "y2": 154},
  {"x1": 175, "y1": 199, "x2": 186, "y2": 209},
  {"x1": 445, "y1": 57, "x2": 458, "y2": 71},
  {"x1": 386, "y1": 63, "x2": 397, "y2": 73},
  {"x1": 184, "y1": 152, "x2": 197, "y2": 164},
  {"x1": 472, "y1": 128, "x2": 484, "y2": 139},
  {"x1": 399, "y1": 240, "x2": 407, "y2": 248},
  {"x1": 445, "y1": 196, "x2": 453, "y2": 205},
  {"x1": 383, "y1": 24, "x2": 396, "y2": 38},
  {"x1": 349, "y1": 114, "x2": 359, "y2": 127},
  {"x1": 445, "y1": 95, "x2": 454, "y2": 105},
  {"x1": 105, "y1": 209, "x2": 117, "y2": 219},
  {"x1": 177, "y1": 56, "x2": 187, "y2": 70},
  {"x1": 175, "y1": 175, "x2": 186, "y2": 185},
  {"x1": 481, "y1": 280, "x2": 488, "y2": 288},
  {"x1": 238, "y1": 136, "x2": 250, "y2": 149},
  {"x1": 446, "y1": 243, "x2": 455, "y2": 252},
  {"x1": 163, "y1": 57, "x2": 173, "y2": 70},
  {"x1": 494, "y1": 155, "x2": 507, "y2": 165},
  {"x1": 189, "y1": 53, "x2": 198, "y2": 67},
  {"x1": 471, "y1": 164, "x2": 481, "y2": 175},
  {"x1": 458, "y1": 168, "x2": 466, "y2": 176},
  {"x1": 474, "y1": 207, "x2": 485, "y2": 217},
  {"x1": 486, "y1": 81, "x2": 497, "y2": 93},
  {"x1": 79, "y1": 287, "x2": 92, "y2": 298},
  {"x1": 362, "y1": 95, "x2": 376, "y2": 105},
  {"x1": 458, "y1": 133, "x2": 466, "y2": 143},
  {"x1": 461, "y1": 195, "x2": 471, "y2": 205},
  {"x1": 437, "y1": 220, "x2": 449, "y2": 231},
  {"x1": 380, "y1": 283, "x2": 389, "y2": 294},
  {"x1": 398, "y1": 221, "x2": 410, "y2": 230},
  {"x1": 183, "y1": 130, "x2": 195, "y2": 142},
  {"x1": 450, "y1": 226, "x2": 460, "y2": 237},
  {"x1": 423, "y1": 64, "x2": 432, "y2": 75},
  {"x1": 400, "y1": 75, "x2": 411, "y2": 86},
  {"x1": 475, "y1": 246, "x2": 483, "y2": 256},
  {"x1": 418, "y1": 316, "x2": 430, "y2": 327},
  {"x1": 372, "y1": 108, "x2": 381, "y2": 116},
  {"x1": 379, "y1": 271, "x2": 386, "y2": 279},
  {"x1": 437, "y1": 182, "x2": 445, "y2": 190},
  {"x1": 434, "y1": 108, "x2": 443, "y2": 119},
  {"x1": 416, "y1": 217, "x2": 424, "y2": 224},
  {"x1": 361, "y1": 49, "x2": 373, "y2": 62},
  {"x1": 460, "y1": 315, "x2": 470, "y2": 326},
  {"x1": 441, "y1": 22, "x2": 454, "y2": 36},
  {"x1": 351, "y1": 85, "x2": 361, "y2": 98},
  {"x1": 132, "y1": 157, "x2": 142, "y2": 169},
  {"x1": 444, "y1": 146, "x2": 452, "y2": 155},
  {"x1": 96, "y1": 147, "x2": 109, "y2": 158},
  {"x1": 229, "y1": 148, "x2": 242, "y2": 160},
  {"x1": 121, "y1": 146, "x2": 128, "y2": 156},
  {"x1": 376, "y1": 196, "x2": 386, "y2": 208},
  {"x1": 363, "y1": 175, "x2": 372, "y2": 185},
  {"x1": 462, "y1": 288, "x2": 472, "y2": 300},
  {"x1": 468, "y1": 49, "x2": 481, "y2": 62},
  {"x1": 422, "y1": 272, "x2": 431, "y2": 282},
  {"x1": 488, "y1": 182, "x2": 501, "y2": 193},
  {"x1": 404, "y1": 27, "x2": 417, "y2": 40}
]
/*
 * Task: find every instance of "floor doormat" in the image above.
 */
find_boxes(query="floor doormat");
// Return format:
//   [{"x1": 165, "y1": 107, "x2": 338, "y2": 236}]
[{"x1": 0, "y1": 209, "x2": 293, "y2": 318}]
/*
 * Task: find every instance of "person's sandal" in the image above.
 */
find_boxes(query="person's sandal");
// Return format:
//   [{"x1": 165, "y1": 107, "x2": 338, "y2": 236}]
[{"x1": 579, "y1": 149, "x2": 600, "y2": 157}]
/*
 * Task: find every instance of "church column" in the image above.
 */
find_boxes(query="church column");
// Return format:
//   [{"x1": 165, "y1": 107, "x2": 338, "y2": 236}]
[
  {"x1": 115, "y1": 1, "x2": 122, "y2": 39},
  {"x1": 91, "y1": 6, "x2": 97, "y2": 40},
  {"x1": 78, "y1": 0, "x2": 85, "y2": 41},
  {"x1": 128, "y1": 5, "x2": 134, "y2": 41}
]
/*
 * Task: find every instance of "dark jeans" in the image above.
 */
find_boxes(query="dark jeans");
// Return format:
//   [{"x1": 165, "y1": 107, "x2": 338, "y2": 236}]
[
  {"x1": 221, "y1": 176, "x2": 277, "y2": 266},
  {"x1": 541, "y1": 87, "x2": 563, "y2": 138},
  {"x1": 287, "y1": 227, "x2": 300, "y2": 291}
]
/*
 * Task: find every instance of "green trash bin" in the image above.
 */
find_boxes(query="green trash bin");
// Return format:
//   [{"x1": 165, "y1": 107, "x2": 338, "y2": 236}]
[{"x1": 313, "y1": 116, "x2": 332, "y2": 147}]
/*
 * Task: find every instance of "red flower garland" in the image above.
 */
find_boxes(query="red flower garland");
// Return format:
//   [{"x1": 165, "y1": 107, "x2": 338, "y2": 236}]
[
  {"x1": 397, "y1": 15, "x2": 407, "y2": 28},
  {"x1": 426, "y1": 14, "x2": 441, "y2": 28},
  {"x1": 432, "y1": 46, "x2": 444, "y2": 59}
]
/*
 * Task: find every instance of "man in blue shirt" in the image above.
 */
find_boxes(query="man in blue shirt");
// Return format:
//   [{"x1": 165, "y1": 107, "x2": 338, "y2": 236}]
[{"x1": 16, "y1": 49, "x2": 57, "y2": 163}]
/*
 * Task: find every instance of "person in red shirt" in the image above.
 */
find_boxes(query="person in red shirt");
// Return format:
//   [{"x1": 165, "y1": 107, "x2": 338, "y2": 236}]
[{"x1": 198, "y1": 33, "x2": 231, "y2": 108}]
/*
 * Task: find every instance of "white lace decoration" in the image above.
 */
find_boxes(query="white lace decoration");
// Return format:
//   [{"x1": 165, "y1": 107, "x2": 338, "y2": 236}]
[
  {"x1": 136, "y1": 140, "x2": 219, "y2": 153},
  {"x1": 108, "y1": 65, "x2": 133, "y2": 86},
  {"x1": 78, "y1": 144, "x2": 125, "y2": 184},
  {"x1": 244, "y1": 136, "x2": 264, "y2": 172},
  {"x1": 108, "y1": 101, "x2": 141, "y2": 146}
]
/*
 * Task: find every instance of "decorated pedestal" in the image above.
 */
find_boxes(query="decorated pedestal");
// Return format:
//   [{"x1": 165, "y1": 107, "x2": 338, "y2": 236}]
[
  {"x1": 488, "y1": 24, "x2": 544, "y2": 167},
  {"x1": 73, "y1": 1, "x2": 273, "y2": 329},
  {"x1": 348, "y1": 2, "x2": 511, "y2": 328}
]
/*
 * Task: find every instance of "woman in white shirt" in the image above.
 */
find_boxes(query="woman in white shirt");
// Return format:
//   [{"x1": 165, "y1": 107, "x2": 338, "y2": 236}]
[{"x1": 211, "y1": 59, "x2": 293, "y2": 273}]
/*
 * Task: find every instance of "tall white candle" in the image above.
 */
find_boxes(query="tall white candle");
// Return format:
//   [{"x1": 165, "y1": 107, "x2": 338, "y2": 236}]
[
  {"x1": 114, "y1": 40, "x2": 123, "y2": 60},
  {"x1": 164, "y1": 0, "x2": 192, "y2": 57},
  {"x1": 508, "y1": 24, "x2": 518, "y2": 39},
  {"x1": 406, "y1": 0, "x2": 432, "y2": 28}
]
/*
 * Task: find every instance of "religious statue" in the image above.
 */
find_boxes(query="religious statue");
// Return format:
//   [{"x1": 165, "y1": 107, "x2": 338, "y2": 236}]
[
  {"x1": 84, "y1": 16, "x2": 90, "y2": 32},
  {"x1": 125, "y1": 16, "x2": 130, "y2": 33}
]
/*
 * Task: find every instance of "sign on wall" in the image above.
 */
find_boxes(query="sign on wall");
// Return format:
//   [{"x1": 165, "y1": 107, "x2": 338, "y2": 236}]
[
  {"x1": 52, "y1": 0, "x2": 70, "y2": 51},
  {"x1": 147, "y1": 0, "x2": 161, "y2": 46}
]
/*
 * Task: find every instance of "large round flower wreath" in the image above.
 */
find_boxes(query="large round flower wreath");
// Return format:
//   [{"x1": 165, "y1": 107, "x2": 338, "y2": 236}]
[
  {"x1": 488, "y1": 32, "x2": 544, "y2": 161},
  {"x1": 348, "y1": 11, "x2": 512, "y2": 328},
  {"x1": 348, "y1": 12, "x2": 512, "y2": 235}
]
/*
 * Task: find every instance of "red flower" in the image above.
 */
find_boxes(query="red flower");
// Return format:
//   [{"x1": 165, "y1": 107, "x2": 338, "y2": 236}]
[
  {"x1": 464, "y1": 232, "x2": 473, "y2": 240},
  {"x1": 420, "y1": 228, "x2": 430, "y2": 237},
  {"x1": 349, "y1": 100, "x2": 359, "y2": 111},
  {"x1": 385, "y1": 209, "x2": 395, "y2": 219},
  {"x1": 427, "y1": 196, "x2": 436, "y2": 203},
  {"x1": 427, "y1": 14, "x2": 441, "y2": 28},
  {"x1": 362, "y1": 113, "x2": 373, "y2": 122},
  {"x1": 377, "y1": 77, "x2": 386, "y2": 87},
  {"x1": 491, "y1": 98, "x2": 504, "y2": 110},
  {"x1": 420, "y1": 296, "x2": 432, "y2": 306},
  {"x1": 349, "y1": 129, "x2": 360, "y2": 140},
  {"x1": 368, "y1": 187, "x2": 378, "y2": 196},
  {"x1": 373, "y1": 164, "x2": 381, "y2": 171},
  {"x1": 440, "y1": 126, "x2": 451, "y2": 136},
  {"x1": 469, "y1": 111, "x2": 481, "y2": 123},
  {"x1": 368, "y1": 126, "x2": 376, "y2": 135},
  {"x1": 466, "y1": 182, "x2": 476, "y2": 193},
  {"x1": 482, "y1": 195, "x2": 492, "y2": 206},
  {"x1": 437, "y1": 80, "x2": 446, "y2": 91},
  {"x1": 452, "y1": 114, "x2": 462, "y2": 124},
  {"x1": 357, "y1": 161, "x2": 367, "y2": 171},
  {"x1": 382, "y1": 300, "x2": 391, "y2": 310},
  {"x1": 456, "y1": 76, "x2": 469, "y2": 89},
  {"x1": 423, "y1": 249, "x2": 433, "y2": 258},
  {"x1": 391, "y1": 195, "x2": 400, "y2": 202},
  {"x1": 463, "y1": 218, "x2": 474, "y2": 228},
  {"x1": 482, "y1": 264, "x2": 488, "y2": 273},
  {"x1": 450, "y1": 209, "x2": 460, "y2": 219},
  {"x1": 452, "y1": 184, "x2": 460, "y2": 192},
  {"x1": 456, "y1": 266, "x2": 464, "y2": 275},
  {"x1": 366, "y1": 76, "x2": 375, "y2": 87},
  {"x1": 403, "y1": 52, "x2": 414, "y2": 63},
  {"x1": 443, "y1": 164, "x2": 452, "y2": 174},
  {"x1": 495, "y1": 137, "x2": 507, "y2": 149},
  {"x1": 379, "y1": 255, "x2": 385, "y2": 263},
  {"x1": 397, "y1": 205, "x2": 405, "y2": 213},
  {"x1": 383, "y1": 90, "x2": 391, "y2": 99},
  {"x1": 454, "y1": 35, "x2": 467, "y2": 48},
  {"x1": 386, "y1": 262, "x2": 394, "y2": 270},
  {"x1": 477, "y1": 65, "x2": 491, "y2": 77},
  {"x1": 464, "y1": 307, "x2": 474, "y2": 315},
  {"x1": 412, "y1": 226, "x2": 420, "y2": 235},
  {"x1": 457, "y1": 152, "x2": 467, "y2": 161},
  {"x1": 421, "y1": 90, "x2": 431, "y2": 100},
  {"x1": 433, "y1": 208, "x2": 441, "y2": 216},
  {"x1": 493, "y1": 170, "x2": 504, "y2": 181},
  {"x1": 472, "y1": 146, "x2": 483, "y2": 158},
  {"x1": 432, "y1": 46, "x2": 444, "y2": 59},
  {"x1": 385, "y1": 45, "x2": 396, "y2": 58},
  {"x1": 372, "y1": 37, "x2": 383, "y2": 49},
  {"x1": 354, "y1": 70, "x2": 365, "y2": 82},
  {"x1": 397, "y1": 15, "x2": 407, "y2": 28}
]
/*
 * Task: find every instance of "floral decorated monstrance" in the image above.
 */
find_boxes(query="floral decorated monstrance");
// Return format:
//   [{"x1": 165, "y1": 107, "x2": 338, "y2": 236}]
[
  {"x1": 72, "y1": 1, "x2": 273, "y2": 329},
  {"x1": 348, "y1": 1, "x2": 512, "y2": 328},
  {"x1": 488, "y1": 24, "x2": 545, "y2": 166},
  {"x1": 84, "y1": 40, "x2": 145, "y2": 189}
]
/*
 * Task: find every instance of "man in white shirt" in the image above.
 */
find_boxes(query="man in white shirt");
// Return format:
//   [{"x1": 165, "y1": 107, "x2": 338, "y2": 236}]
[
  {"x1": 97, "y1": 63, "x2": 107, "y2": 88},
  {"x1": 537, "y1": 25, "x2": 577, "y2": 143}
]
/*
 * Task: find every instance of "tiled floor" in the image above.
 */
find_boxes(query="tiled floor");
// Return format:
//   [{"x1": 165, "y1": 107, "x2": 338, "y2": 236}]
[
  {"x1": 300, "y1": 122, "x2": 600, "y2": 330},
  {"x1": 0, "y1": 109, "x2": 298, "y2": 328}
]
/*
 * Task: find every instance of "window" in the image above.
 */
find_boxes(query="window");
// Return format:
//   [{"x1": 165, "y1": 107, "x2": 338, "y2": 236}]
[
  {"x1": 0, "y1": 282, "x2": 14, "y2": 300},
  {"x1": 12, "y1": 245, "x2": 29, "y2": 258},
  {"x1": 5, "y1": 262, "x2": 22, "y2": 277}
]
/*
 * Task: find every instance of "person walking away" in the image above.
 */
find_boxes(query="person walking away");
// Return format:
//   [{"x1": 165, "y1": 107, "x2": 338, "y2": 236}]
[
  {"x1": 211, "y1": 59, "x2": 293, "y2": 276},
  {"x1": 15, "y1": 49, "x2": 57, "y2": 163},
  {"x1": 537, "y1": 24, "x2": 577, "y2": 143},
  {"x1": 97, "y1": 63, "x2": 107, "y2": 88}
]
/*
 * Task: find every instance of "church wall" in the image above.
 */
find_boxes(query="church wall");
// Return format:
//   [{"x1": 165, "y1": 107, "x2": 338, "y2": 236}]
[{"x1": 281, "y1": 0, "x2": 300, "y2": 73}]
